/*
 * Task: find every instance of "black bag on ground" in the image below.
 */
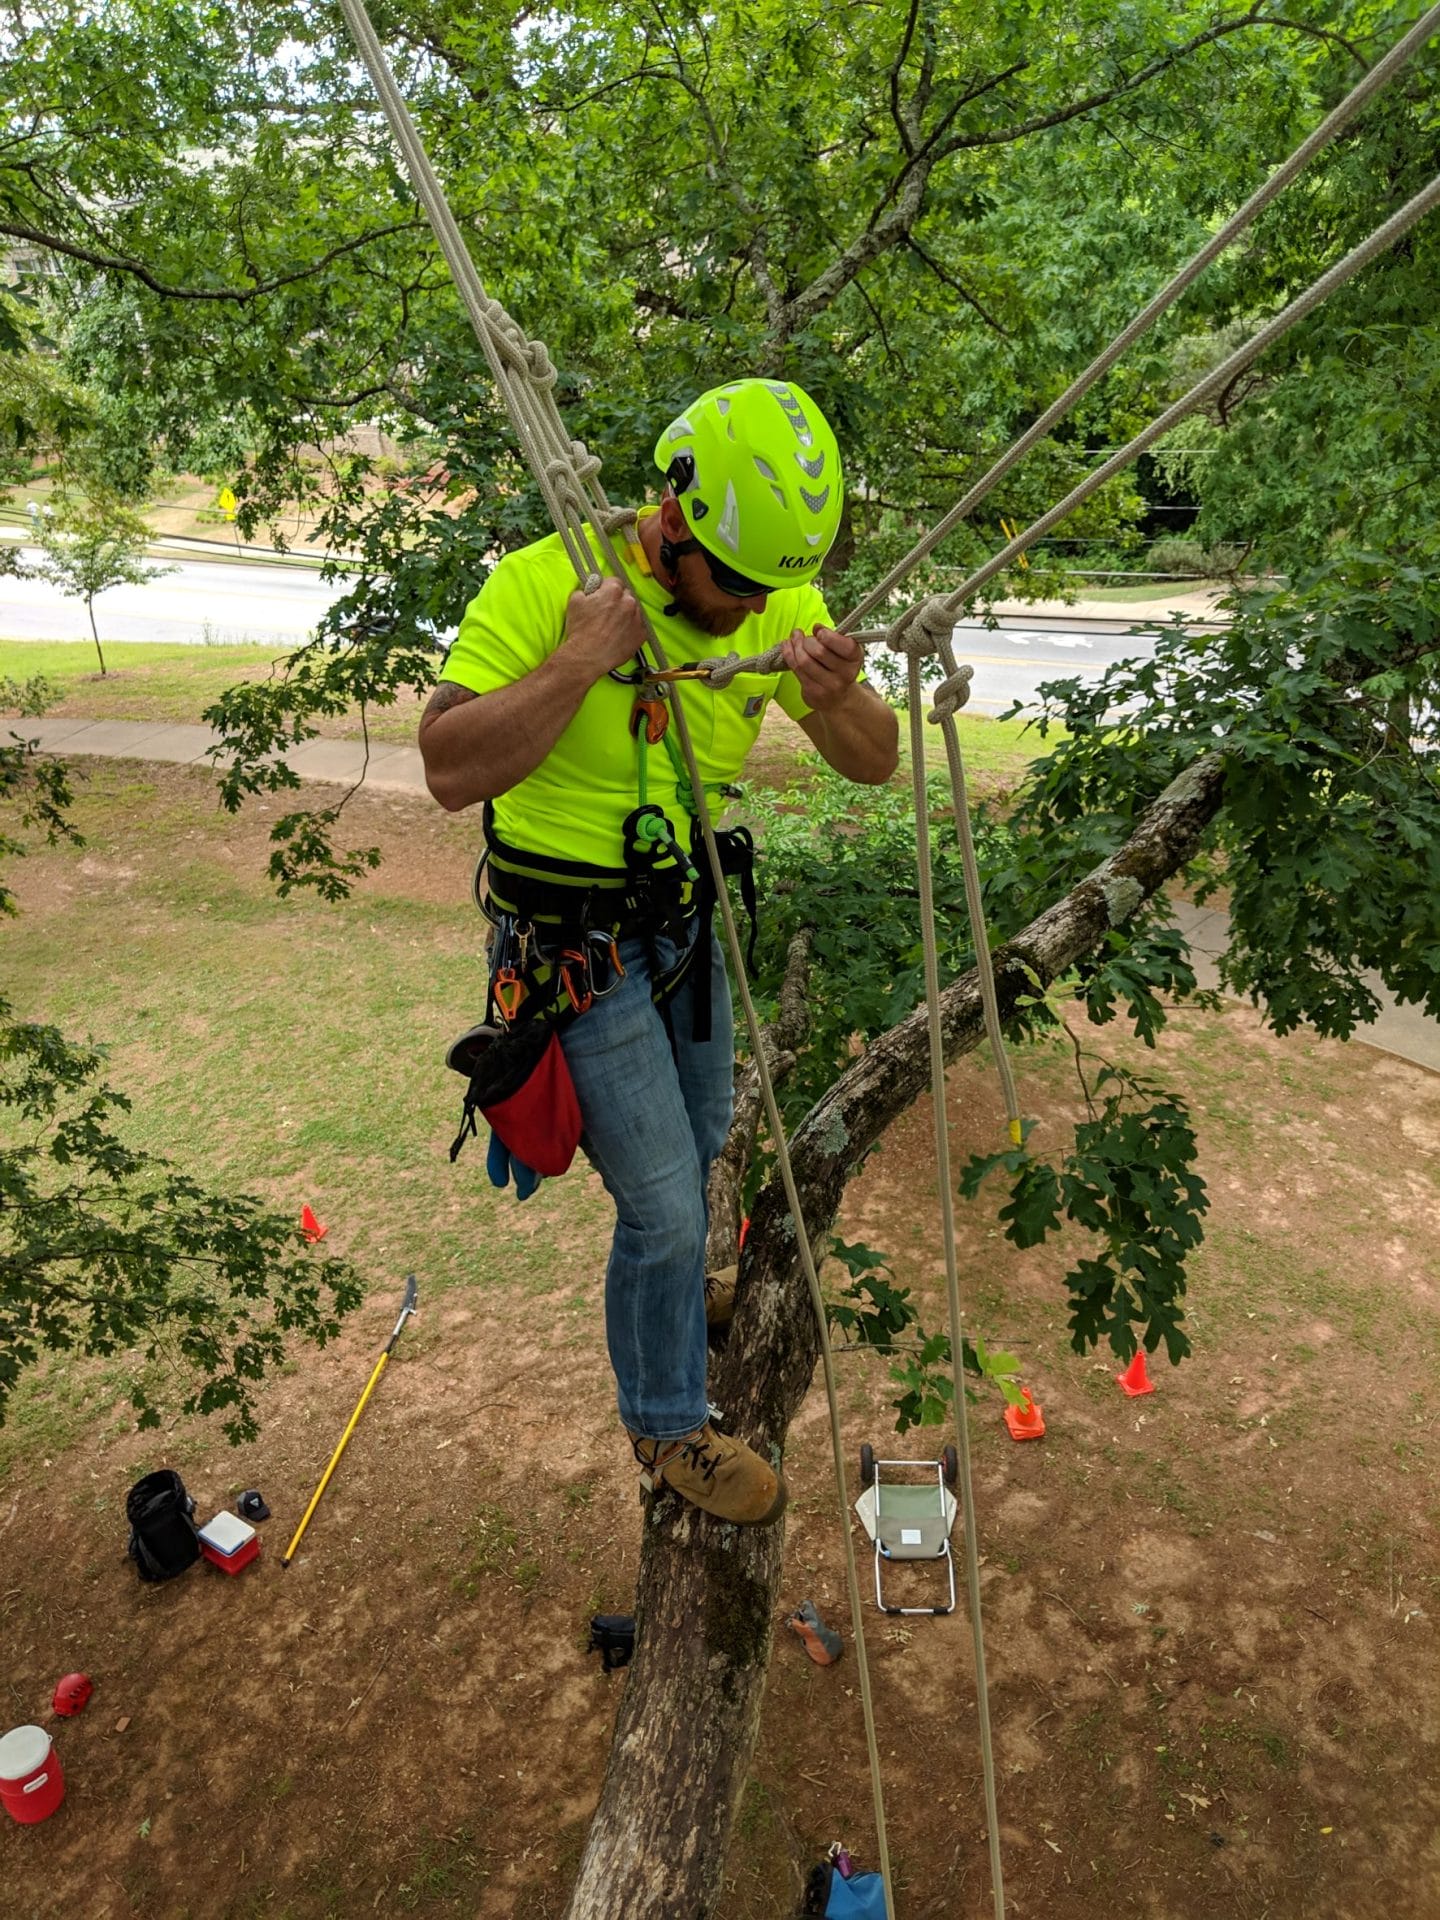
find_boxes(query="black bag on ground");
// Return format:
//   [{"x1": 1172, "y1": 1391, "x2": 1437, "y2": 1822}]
[{"x1": 126, "y1": 1469, "x2": 200, "y2": 1582}]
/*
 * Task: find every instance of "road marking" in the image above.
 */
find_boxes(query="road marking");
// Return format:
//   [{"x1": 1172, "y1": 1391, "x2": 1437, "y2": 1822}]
[{"x1": 938, "y1": 651, "x2": 1108, "y2": 674}]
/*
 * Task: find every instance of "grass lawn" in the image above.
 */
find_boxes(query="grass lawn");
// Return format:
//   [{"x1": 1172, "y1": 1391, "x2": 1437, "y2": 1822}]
[{"x1": 2, "y1": 636, "x2": 1057, "y2": 779}]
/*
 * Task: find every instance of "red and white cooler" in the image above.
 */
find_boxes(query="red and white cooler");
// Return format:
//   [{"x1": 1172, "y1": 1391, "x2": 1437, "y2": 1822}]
[{"x1": 0, "y1": 1724, "x2": 65, "y2": 1824}]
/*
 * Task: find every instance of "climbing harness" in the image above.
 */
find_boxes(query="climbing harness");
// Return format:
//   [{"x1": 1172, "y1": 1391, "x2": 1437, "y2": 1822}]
[{"x1": 331, "y1": 1, "x2": 1440, "y2": 1910}]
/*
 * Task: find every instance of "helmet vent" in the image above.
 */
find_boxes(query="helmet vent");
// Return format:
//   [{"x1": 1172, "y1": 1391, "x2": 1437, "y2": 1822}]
[
  {"x1": 715, "y1": 480, "x2": 741, "y2": 553},
  {"x1": 752, "y1": 455, "x2": 779, "y2": 482},
  {"x1": 795, "y1": 450, "x2": 825, "y2": 479},
  {"x1": 770, "y1": 385, "x2": 814, "y2": 448},
  {"x1": 798, "y1": 484, "x2": 830, "y2": 515}
]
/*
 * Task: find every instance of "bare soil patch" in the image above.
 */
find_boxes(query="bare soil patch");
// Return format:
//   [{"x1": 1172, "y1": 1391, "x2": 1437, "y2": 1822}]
[{"x1": 2, "y1": 773, "x2": 1437, "y2": 1920}]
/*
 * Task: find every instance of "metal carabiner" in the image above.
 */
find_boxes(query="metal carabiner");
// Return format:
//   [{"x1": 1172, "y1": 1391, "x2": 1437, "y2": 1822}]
[
  {"x1": 586, "y1": 929, "x2": 627, "y2": 999},
  {"x1": 558, "y1": 948, "x2": 594, "y2": 1017}
]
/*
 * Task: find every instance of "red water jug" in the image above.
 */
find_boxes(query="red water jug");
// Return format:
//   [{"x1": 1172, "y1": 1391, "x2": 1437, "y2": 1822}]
[{"x1": 0, "y1": 1725, "x2": 65, "y2": 1824}]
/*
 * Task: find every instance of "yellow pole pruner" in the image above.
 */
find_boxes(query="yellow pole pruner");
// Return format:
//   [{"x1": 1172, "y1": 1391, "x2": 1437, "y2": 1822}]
[{"x1": 282, "y1": 1273, "x2": 419, "y2": 1567}]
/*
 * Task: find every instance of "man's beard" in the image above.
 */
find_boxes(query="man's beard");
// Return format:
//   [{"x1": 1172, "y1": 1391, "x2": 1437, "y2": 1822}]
[{"x1": 667, "y1": 562, "x2": 753, "y2": 639}]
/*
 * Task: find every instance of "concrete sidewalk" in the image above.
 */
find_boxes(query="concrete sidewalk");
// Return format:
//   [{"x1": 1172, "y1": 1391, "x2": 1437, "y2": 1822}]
[
  {"x1": 14, "y1": 713, "x2": 1440, "y2": 1073},
  {"x1": 17, "y1": 713, "x2": 427, "y2": 794}
]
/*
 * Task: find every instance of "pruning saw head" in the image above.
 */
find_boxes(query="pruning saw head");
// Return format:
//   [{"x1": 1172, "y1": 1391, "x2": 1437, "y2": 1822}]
[{"x1": 386, "y1": 1272, "x2": 419, "y2": 1353}]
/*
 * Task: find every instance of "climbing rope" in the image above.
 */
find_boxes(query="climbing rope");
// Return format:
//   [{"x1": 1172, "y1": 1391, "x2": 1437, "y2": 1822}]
[
  {"x1": 334, "y1": 2, "x2": 901, "y2": 1908},
  {"x1": 329, "y1": 7, "x2": 1440, "y2": 1916}
]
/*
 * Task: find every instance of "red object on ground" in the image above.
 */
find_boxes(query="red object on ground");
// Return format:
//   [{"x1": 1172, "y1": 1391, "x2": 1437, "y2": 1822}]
[
  {"x1": 1116, "y1": 1350, "x2": 1157, "y2": 1397},
  {"x1": 738, "y1": 1215, "x2": 750, "y2": 1250},
  {"x1": 200, "y1": 1534, "x2": 261, "y2": 1576},
  {"x1": 1003, "y1": 1388, "x2": 1046, "y2": 1441},
  {"x1": 0, "y1": 1726, "x2": 65, "y2": 1824},
  {"x1": 300, "y1": 1204, "x2": 328, "y2": 1244},
  {"x1": 51, "y1": 1674, "x2": 92, "y2": 1718}
]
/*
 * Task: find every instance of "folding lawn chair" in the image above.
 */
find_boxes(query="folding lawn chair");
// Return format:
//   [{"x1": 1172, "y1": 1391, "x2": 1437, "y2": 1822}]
[{"x1": 853, "y1": 1444, "x2": 959, "y2": 1616}]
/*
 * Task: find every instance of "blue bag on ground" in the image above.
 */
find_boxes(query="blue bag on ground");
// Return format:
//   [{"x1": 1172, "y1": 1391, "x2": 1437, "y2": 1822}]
[
  {"x1": 801, "y1": 1856, "x2": 888, "y2": 1919},
  {"x1": 824, "y1": 1874, "x2": 887, "y2": 1919}
]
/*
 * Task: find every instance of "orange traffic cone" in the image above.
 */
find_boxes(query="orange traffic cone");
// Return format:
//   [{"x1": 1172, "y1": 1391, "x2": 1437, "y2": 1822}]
[
  {"x1": 1116, "y1": 1349, "x2": 1156, "y2": 1397},
  {"x1": 300, "y1": 1204, "x2": 328, "y2": 1244},
  {"x1": 1004, "y1": 1388, "x2": 1046, "y2": 1441}
]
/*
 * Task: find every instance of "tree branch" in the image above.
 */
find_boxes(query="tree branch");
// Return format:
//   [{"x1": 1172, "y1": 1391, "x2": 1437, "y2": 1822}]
[
  {"x1": 0, "y1": 216, "x2": 426, "y2": 303},
  {"x1": 566, "y1": 753, "x2": 1228, "y2": 1919},
  {"x1": 904, "y1": 233, "x2": 1011, "y2": 336},
  {"x1": 940, "y1": 9, "x2": 1275, "y2": 153}
]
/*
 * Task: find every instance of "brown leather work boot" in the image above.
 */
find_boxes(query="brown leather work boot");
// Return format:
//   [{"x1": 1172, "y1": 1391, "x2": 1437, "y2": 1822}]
[
  {"x1": 704, "y1": 1263, "x2": 737, "y2": 1327},
  {"x1": 630, "y1": 1422, "x2": 787, "y2": 1526}
]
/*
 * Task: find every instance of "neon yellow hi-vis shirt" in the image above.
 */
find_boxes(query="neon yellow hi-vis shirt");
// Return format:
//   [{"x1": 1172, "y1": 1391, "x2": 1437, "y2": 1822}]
[{"x1": 440, "y1": 516, "x2": 832, "y2": 872}]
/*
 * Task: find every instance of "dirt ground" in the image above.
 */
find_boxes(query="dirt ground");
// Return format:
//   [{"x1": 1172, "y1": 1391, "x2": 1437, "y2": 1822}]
[{"x1": 2, "y1": 773, "x2": 1438, "y2": 1920}]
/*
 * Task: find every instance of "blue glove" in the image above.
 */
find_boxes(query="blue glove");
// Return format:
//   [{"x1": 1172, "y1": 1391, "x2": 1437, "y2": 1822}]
[{"x1": 487, "y1": 1127, "x2": 542, "y2": 1201}]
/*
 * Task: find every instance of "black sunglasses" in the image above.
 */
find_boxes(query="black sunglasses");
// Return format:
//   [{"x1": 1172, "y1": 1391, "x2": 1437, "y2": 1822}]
[{"x1": 685, "y1": 537, "x2": 769, "y2": 600}]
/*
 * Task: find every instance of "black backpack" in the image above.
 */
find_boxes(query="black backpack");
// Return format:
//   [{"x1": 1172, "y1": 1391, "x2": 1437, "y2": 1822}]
[{"x1": 126, "y1": 1469, "x2": 200, "y2": 1582}]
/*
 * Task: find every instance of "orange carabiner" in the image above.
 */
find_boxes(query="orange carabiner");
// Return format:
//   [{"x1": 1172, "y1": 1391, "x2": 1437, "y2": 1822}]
[
  {"x1": 559, "y1": 949, "x2": 593, "y2": 1016},
  {"x1": 629, "y1": 696, "x2": 670, "y2": 745},
  {"x1": 492, "y1": 968, "x2": 527, "y2": 1024}
]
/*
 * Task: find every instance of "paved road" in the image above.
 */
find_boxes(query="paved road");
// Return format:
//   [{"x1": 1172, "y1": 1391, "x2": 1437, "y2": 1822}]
[
  {"x1": 945, "y1": 610, "x2": 1226, "y2": 714},
  {"x1": 3, "y1": 547, "x2": 1221, "y2": 701},
  {"x1": 0, "y1": 547, "x2": 352, "y2": 647}
]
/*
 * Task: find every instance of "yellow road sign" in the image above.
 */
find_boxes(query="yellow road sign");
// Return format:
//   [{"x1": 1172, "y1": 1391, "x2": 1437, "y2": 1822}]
[{"x1": 217, "y1": 486, "x2": 237, "y2": 520}]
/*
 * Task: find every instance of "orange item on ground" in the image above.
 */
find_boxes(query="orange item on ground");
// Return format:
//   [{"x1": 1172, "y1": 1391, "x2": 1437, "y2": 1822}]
[
  {"x1": 1116, "y1": 1350, "x2": 1157, "y2": 1397},
  {"x1": 300, "y1": 1204, "x2": 328, "y2": 1244},
  {"x1": 1003, "y1": 1388, "x2": 1046, "y2": 1441}
]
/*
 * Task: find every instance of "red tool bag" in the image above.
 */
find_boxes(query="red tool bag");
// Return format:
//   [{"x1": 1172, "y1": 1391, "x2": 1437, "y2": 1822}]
[{"x1": 446, "y1": 1020, "x2": 582, "y2": 1177}]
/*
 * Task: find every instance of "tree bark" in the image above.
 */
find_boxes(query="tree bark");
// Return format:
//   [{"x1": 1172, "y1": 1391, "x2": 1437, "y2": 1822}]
[{"x1": 564, "y1": 753, "x2": 1226, "y2": 1919}]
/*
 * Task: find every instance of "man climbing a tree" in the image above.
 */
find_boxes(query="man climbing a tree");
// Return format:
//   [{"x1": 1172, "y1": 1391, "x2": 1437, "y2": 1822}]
[{"x1": 418, "y1": 378, "x2": 898, "y2": 1525}]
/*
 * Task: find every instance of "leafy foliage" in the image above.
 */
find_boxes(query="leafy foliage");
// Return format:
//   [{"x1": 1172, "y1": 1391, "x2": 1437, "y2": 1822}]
[
  {"x1": 11, "y1": 0, "x2": 1418, "y2": 887},
  {"x1": 1019, "y1": 560, "x2": 1440, "y2": 1037},
  {"x1": 825, "y1": 1236, "x2": 1024, "y2": 1431},
  {"x1": 0, "y1": 1000, "x2": 363, "y2": 1440},
  {"x1": 744, "y1": 761, "x2": 1015, "y2": 1129},
  {"x1": 961, "y1": 1069, "x2": 1208, "y2": 1365}
]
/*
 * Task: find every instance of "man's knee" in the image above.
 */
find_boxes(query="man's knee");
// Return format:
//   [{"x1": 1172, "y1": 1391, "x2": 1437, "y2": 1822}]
[{"x1": 613, "y1": 1185, "x2": 707, "y2": 1271}]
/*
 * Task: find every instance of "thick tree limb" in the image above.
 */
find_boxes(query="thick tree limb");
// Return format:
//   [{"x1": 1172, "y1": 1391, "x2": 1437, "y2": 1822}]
[{"x1": 564, "y1": 752, "x2": 1226, "y2": 1920}]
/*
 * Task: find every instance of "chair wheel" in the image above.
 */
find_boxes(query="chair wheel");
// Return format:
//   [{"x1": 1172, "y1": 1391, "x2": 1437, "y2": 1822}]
[
  {"x1": 859, "y1": 1443, "x2": 876, "y2": 1490},
  {"x1": 942, "y1": 1445, "x2": 959, "y2": 1490}
]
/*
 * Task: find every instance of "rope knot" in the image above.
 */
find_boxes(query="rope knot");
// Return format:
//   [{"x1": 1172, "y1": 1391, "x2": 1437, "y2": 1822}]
[
  {"x1": 885, "y1": 595, "x2": 955, "y2": 659},
  {"x1": 928, "y1": 663, "x2": 974, "y2": 722},
  {"x1": 699, "y1": 652, "x2": 744, "y2": 689},
  {"x1": 527, "y1": 342, "x2": 557, "y2": 385},
  {"x1": 568, "y1": 439, "x2": 602, "y2": 483}
]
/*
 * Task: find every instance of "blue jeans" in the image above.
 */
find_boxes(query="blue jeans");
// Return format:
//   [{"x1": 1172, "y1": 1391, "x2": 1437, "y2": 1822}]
[{"x1": 557, "y1": 920, "x2": 734, "y2": 1440}]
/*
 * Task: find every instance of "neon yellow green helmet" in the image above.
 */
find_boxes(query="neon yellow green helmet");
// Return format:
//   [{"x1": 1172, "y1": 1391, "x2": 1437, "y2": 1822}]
[{"x1": 653, "y1": 378, "x2": 844, "y2": 591}]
